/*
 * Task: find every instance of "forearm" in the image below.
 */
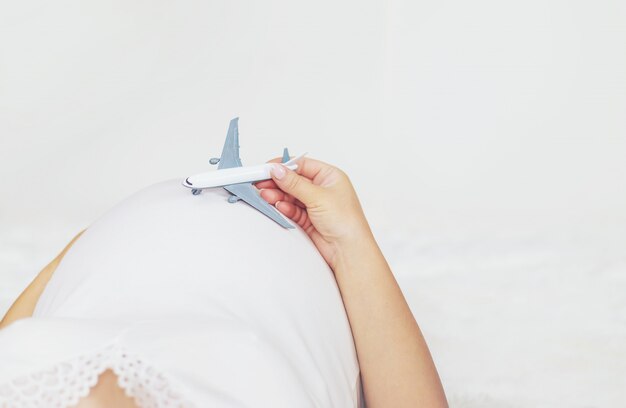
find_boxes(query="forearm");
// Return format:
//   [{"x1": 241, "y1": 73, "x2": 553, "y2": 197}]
[
  {"x1": 333, "y1": 230, "x2": 447, "y2": 408},
  {"x1": 261, "y1": 159, "x2": 447, "y2": 405}
]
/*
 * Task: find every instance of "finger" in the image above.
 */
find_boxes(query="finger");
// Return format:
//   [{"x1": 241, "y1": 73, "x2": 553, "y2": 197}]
[
  {"x1": 267, "y1": 156, "x2": 333, "y2": 182},
  {"x1": 259, "y1": 188, "x2": 305, "y2": 207},
  {"x1": 255, "y1": 179, "x2": 278, "y2": 189},
  {"x1": 276, "y1": 201, "x2": 310, "y2": 229},
  {"x1": 299, "y1": 213, "x2": 314, "y2": 232},
  {"x1": 293, "y1": 157, "x2": 333, "y2": 181},
  {"x1": 259, "y1": 189, "x2": 285, "y2": 205},
  {"x1": 292, "y1": 197, "x2": 306, "y2": 208},
  {"x1": 269, "y1": 164, "x2": 323, "y2": 206}
]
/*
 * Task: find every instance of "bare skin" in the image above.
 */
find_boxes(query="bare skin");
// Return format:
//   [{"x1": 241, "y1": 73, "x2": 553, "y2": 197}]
[
  {"x1": 257, "y1": 157, "x2": 448, "y2": 408},
  {"x1": 0, "y1": 232, "x2": 139, "y2": 408},
  {"x1": 73, "y1": 370, "x2": 138, "y2": 408},
  {"x1": 0, "y1": 230, "x2": 84, "y2": 329},
  {"x1": 2, "y1": 157, "x2": 447, "y2": 407}
]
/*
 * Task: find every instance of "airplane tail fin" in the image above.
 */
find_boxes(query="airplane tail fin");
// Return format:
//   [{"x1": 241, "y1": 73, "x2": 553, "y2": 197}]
[
  {"x1": 282, "y1": 148, "x2": 290, "y2": 163},
  {"x1": 283, "y1": 152, "x2": 307, "y2": 167}
]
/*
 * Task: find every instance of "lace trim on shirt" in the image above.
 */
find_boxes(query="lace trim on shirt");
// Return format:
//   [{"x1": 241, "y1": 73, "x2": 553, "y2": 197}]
[{"x1": 0, "y1": 344, "x2": 193, "y2": 408}]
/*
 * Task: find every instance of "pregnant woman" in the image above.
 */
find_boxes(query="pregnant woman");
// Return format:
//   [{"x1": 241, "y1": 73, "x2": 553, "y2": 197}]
[{"x1": 0, "y1": 157, "x2": 447, "y2": 408}]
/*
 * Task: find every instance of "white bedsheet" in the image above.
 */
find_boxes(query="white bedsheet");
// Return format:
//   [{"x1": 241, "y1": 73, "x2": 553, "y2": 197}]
[{"x1": 4, "y1": 216, "x2": 624, "y2": 407}]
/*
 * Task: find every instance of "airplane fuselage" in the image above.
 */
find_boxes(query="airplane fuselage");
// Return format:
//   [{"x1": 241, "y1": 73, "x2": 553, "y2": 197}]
[{"x1": 183, "y1": 162, "x2": 297, "y2": 190}]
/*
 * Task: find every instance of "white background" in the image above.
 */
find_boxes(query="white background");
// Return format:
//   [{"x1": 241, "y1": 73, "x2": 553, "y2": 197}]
[{"x1": 1, "y1": 1, "x2": 625, "y2": 406}]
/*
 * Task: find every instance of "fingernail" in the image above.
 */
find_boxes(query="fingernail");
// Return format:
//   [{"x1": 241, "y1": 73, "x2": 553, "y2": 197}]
[{"x1": 271, "y1": 164, "x2": 286, "y2": 180}]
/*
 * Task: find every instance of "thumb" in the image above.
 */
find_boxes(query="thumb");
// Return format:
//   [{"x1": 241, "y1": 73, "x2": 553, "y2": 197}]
[{"x1": 270, "y1": 163, "x2": 322, "y2": 206}]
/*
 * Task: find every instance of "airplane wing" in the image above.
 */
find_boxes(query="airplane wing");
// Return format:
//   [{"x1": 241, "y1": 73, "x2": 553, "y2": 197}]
[
  {"x1": 217, "y1": 117, "x2": 243, "y2": 169},
  {"x1": 224, "y1": 183, "x2": 294, "y2": 229}
]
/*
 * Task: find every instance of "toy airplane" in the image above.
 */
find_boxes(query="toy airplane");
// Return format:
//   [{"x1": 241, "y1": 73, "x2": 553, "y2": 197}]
[{"x1": 182, "y1": 117, "x2": 301, "y2": 229}]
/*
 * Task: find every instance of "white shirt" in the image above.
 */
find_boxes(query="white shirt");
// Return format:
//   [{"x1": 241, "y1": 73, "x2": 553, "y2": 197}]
[{"x1": 0, "y1": 180, "x2": 362, "y2": 407}]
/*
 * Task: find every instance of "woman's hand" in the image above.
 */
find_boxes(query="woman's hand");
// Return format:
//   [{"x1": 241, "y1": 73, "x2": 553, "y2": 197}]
[
  {"x1": 255, "y1": 157, "x2": 373, "y2": 270},
  {"x1": 258, "y1": 156, "x2": 447, "y2": 407},
  {"x1": 258, "y1": 156, "x2": 448, "y2": 407}
]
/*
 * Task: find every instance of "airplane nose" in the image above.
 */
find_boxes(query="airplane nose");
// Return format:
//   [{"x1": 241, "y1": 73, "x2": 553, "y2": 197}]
[{"x1": 184, "y1": 177, "x2": 193, "y2": 186}]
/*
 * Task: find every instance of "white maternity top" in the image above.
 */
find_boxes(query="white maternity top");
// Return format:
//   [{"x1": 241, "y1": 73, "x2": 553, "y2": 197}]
[{"x1": 0, "y1": 180, "x2": 362, "y2": 407}]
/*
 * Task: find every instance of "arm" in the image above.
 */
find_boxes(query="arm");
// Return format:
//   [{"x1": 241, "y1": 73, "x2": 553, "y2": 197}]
[
  {"x1": 0, "y1": 230, "x2": 84, "y2": 329},
  {"x1": 256, "y1": 159, "x2": 447, "y2": 408},
  {"x1": 332, "y1": 233, "x2": 446, "y2": 407}
]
